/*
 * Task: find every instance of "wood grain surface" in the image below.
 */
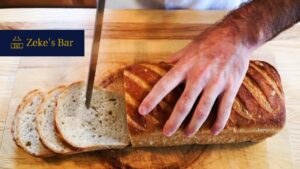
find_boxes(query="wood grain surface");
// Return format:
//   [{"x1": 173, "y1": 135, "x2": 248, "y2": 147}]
[{"x1": 0, "y1": 9, "x2": 299, "y2": 169}]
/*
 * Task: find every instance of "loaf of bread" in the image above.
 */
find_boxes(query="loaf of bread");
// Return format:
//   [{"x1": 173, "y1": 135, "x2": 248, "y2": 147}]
[{"x1": 124, "y1": 61, "x2": 286, "y2": 147}]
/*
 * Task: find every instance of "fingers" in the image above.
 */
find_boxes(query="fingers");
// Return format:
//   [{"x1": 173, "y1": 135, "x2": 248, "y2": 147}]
[
  {"x1": 211, "y1": 86, "x2": 237, "y2": 135},
  {"x1": 139, "y1": 65, "x2": 186, "y2": 116},
  {"x1": 184, "y1": 81, "x2": 223, "y2": 137},
  {"x1": 163, "y1": 80, "x2": 204, "y2": 136}
]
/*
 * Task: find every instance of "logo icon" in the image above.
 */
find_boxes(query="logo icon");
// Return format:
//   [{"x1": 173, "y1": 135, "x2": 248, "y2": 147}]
[{"x1": 11, "y1": 36, "x2": 24, "y2": 50}]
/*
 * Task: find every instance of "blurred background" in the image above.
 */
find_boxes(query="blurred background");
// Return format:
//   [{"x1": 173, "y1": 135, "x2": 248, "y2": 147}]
[{"x1": 0, "y1": 0, "x2": 164, "y2": 9}]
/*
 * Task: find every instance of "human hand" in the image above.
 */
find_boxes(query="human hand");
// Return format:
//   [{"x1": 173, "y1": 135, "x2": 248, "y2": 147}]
[{"x1": 138, "y1": 25, "x2": 253, "y2": 137}]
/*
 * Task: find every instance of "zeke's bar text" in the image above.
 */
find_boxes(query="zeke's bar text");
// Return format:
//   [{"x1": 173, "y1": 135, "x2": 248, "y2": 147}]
[
  {"x1": 0, "y1": 30, "x2": 84, "y2": 56},
  {"x1": 26, "y1": 38, "x2": 74, "y2": 47}
]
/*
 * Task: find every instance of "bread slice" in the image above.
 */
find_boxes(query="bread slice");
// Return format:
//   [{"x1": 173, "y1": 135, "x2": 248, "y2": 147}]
[
  {"x1": 36, "y1": 86, "x2": 76, "y2": 154},
  {"x1": 14, "y1": 90, "x2": 54, "y2": 157},
  {"x1": 55, "y1": 81, "x2": 129, "y2": 150},
  {"x1": 12, "y1": 89, "x2": 40, "y2": 144}
]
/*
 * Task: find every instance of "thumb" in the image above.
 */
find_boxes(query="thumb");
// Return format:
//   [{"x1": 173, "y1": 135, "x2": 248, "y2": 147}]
[{"x1": 167, "y1": 51, "x2": 183, "y2": 64}]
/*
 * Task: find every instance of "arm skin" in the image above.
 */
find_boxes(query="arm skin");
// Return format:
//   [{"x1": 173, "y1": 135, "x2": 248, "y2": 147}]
[
  {"x1": 226, "y1": 0, "x2": 300, "y2": 48},
  {"x1": 139, "y1": 0, "x2": 300, "y2": 137}
]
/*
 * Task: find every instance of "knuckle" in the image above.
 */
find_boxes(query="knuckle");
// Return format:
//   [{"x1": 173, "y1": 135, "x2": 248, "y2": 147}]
[
  {"x1": 181, "y1": 92, "x2": 193, "y2": 103},
  {"x1": 202, "y1": 98, "x2": 214, "y2": 108},
  {"x1": 194, "y1": 110, "x2": 209, "y2": 121},
  {"x1": 224, "y1": 102, "x2": 234, "y2": 112},
  {"x1": 170, "y1": 66, "x2": 182, "y2": 76},
  {"x1": 215, "y1": 76, "x2": 225, "y2": 85},
  {"x1": 187, "y1": 67, "x2": 210, "y2": 82},
  {"x1": 176, "y1": 105, "x2": 189, "y2": 115},
  {"x1": 188, "y1": 81, "x2": 201, "y2": 92},
  {"x1": 155, "y1": 82, "x2": 169, "y2": 94},
  {"x1": 234, "y1": 62, "x2": 247, "y2": 74},
  {"x1": 188, "y1": 71, "x2": 203, "y2": 82},
  {"x1": 226, "y1": 80, "x2": 234, "y2": 89}
]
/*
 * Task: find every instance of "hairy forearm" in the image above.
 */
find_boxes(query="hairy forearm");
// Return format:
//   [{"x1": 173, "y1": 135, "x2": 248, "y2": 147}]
[{"x1": 221, "y1": 0, "x2": 300, "y2": 49}]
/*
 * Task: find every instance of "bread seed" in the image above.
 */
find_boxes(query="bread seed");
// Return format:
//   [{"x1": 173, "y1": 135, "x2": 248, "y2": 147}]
[
  {"x1": 109, "y1": 98, "x2": 116, "y2": 102},
  {"x1": 25, "y1": 141, "x2": 31, "y2": 146}
]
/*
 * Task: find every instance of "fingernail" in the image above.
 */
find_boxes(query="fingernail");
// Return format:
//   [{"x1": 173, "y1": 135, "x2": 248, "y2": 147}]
[
  {"x1": 184, "y1": 129, "x2": 193, "y2": 137},
  {"x1": 184, "y1": 132, "x2": 193, "y2": 138},
  {"x1": 138, "y1": 105, "x2": 147, "y2": 115},
  {"x1": 211, "y1": 129, "x2": 220, "y2": 136},
  {"x1": 163, "y1": 129, "x2": 173, "y2": 137}
]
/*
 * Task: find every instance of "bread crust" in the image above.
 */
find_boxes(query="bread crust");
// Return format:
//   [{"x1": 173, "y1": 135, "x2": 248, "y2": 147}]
[
  {"x1": 124, "y1": 61, "x2": 286, "y2": 147},
  {"x1": 54, "y1": 81, "x2": 86, "y2": 150},
  {"x1": 36, "y1": 85, "x2": 79, "y2": 155},
  {"x1": 14, "y1": 90, "x2": 54, "y2": 157},
  {"x1": 12, "y1": 89, "x2": 40, "y2": 145}
]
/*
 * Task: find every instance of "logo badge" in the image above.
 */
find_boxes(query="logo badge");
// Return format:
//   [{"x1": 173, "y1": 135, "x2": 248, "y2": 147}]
[{"x1": 10, "y1": 36, "x2": 24, "y2": 50}]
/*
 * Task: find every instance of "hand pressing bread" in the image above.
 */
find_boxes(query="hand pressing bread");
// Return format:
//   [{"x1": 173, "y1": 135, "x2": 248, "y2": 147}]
[
  {"x1": 138, "y1": 24, "x2": 252, "y2": 137},
  {"x1": 124, "y1": 61, "x2": 285, "y2": 147}
]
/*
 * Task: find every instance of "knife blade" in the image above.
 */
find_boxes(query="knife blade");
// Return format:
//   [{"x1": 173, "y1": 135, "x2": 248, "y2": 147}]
[{"x1": 85, "y1": 0, "x2": 106, "y2": 108}]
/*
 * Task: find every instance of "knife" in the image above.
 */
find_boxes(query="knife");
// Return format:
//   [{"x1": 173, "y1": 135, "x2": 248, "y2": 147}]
[{"x1": 85, "y1": 0, "x2": 106, "y2": 108}]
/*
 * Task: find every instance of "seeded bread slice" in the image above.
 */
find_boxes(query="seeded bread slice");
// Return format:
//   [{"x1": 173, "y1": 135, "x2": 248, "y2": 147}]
[
  {"x1": 36, "y1": 86, "x2": 76, "y2": 154},
  {"x1": 55, "y1": 81, "x2": 129, "y2": 150},
  {"x1": 14, "y1": 90, "x2": 54, "y2": 157}
]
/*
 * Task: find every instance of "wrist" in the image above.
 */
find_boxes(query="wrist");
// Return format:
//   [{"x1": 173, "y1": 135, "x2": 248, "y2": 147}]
[
  {"x1": 219, "y1": 6, "x2": 270, "y2": 51},
  {"x1": 212, "y1": 22, "x2": 256, "y2": 56}
]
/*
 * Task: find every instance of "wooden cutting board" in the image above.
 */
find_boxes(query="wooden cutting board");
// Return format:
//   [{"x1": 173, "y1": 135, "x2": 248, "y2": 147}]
[{"x1": 0, "y1": 9, "x2": 294, "y2": 169}]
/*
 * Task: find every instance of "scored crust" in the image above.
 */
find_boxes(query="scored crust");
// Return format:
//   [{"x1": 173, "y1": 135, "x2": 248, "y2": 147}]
[{"x1": 124, "y1": 61, "x2": 286, "y2": 147}]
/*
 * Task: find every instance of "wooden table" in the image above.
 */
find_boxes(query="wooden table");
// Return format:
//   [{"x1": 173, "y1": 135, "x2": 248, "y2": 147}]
[{"x1": 0, "y1": 9, "x2": 299, "y2": 169}]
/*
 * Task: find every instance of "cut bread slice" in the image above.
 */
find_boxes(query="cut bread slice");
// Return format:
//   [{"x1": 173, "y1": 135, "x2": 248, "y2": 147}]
[
  {"x1": 12, "y1": 89, "x2": 40, "y2": 144},
  {"x1": 55, "y1": 81, "x2": 129, "y2": 150},
  {"x1": 14, "y1": 90, "x2": 54, "y2": 157},
  {"x1": 36, "y1": 86, "x2": 76, "y2": 154}
]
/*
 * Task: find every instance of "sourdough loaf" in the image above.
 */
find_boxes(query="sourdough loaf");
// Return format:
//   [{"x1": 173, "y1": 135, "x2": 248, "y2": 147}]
[{"x1": 124, "y1": 61, "x2": 285, "y2": 147}]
